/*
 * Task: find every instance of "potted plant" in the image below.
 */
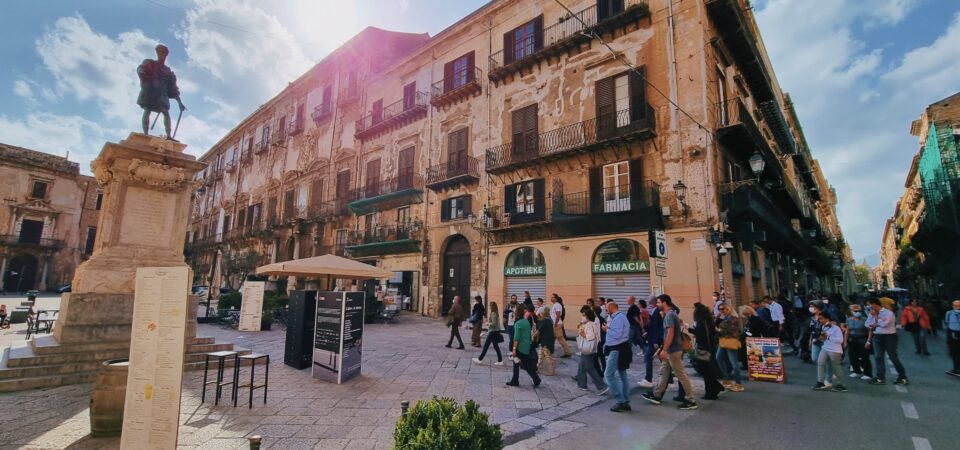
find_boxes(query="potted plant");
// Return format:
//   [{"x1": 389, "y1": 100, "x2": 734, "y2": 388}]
[
  {"x1": 393, "y1": 397, "x2": 502, "y2": 450},
  {"x1": 260, "y1": 310, "x2": 273, "y2": 331}
]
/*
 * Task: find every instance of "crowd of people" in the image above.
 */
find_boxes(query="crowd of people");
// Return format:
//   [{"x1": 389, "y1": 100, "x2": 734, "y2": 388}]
[{"x1": 442, "y1": 288, "x2": 960, "y2": 412}]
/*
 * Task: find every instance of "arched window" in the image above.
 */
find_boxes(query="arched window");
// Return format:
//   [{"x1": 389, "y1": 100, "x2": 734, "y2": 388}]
[
  {"x1": 504, "y1": 246, "x2": 545, "y2": 276},
  {"x1": 592, "y1": 239, "x2": 649, "y2": 273}
]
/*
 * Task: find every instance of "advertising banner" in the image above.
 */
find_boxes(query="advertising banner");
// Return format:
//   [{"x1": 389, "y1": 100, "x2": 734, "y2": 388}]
[
  {"x1": 745, "y1": 337, "x2": 786, "y2": 383},
  {"x1": 312, "y1": 291, "x2": 365, "y2": 384}
]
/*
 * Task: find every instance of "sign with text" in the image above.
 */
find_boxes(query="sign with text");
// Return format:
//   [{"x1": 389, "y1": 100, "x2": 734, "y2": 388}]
[
  {"x1": 745, "y1": 337, "x2": 786, "y2": 383},
  {"x1": 592, "y1": 260, "x2": 650, "y2": 273},
  {"x1": 239, "y1": 281, "x2": 265, "y2": 332},
  {"x1": 649, "y1": 230, "x2": 667, "y2": 259},
  {"x1": 654, "y1": 257, "x2": 667, "y2": 277},
  {"x1": 312, "y1": 291, "x2": 366, "y2": 384},
  {"x1": 121, "y1": 267, "x2": 189, "y2": 450},
  {"x1": 504, "y1": 265, "x2": 546, "y2": 277}
]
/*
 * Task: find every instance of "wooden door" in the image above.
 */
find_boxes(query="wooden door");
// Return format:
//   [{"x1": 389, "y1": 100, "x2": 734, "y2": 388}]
[{"x1": 398, "y1": 147, "x2": 415, "y2": 190}]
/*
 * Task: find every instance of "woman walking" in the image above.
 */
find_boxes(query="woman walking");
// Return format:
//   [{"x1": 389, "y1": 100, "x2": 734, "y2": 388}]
[
  {"x1": 845, "y1": 304, "x2": 873, "y2": 380},
  {"x1": 691, "y1": 303, "x2": 724, "y2": 400},
  {"x1": 576, "y1": 307, "x2": 608, "y2": 393},
  {"x1": 474, "y1": 302, "x2": 505, "y2": 365},
  {"x1": 901, "y1": 299, "x2": 931, "y2": 355},
  {"x1": 716, "y1": 303, "x2": 744, "y2": 392}
]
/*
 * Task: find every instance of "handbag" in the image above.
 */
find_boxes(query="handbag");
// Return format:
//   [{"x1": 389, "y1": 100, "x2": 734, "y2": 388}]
[
  {"x1": 680, "y1": 329, "x2": 694, "y2": 352},
  {"x1": 492, "y1": 331, "x2": 504, "y2": 343},
  {"x1": 719, "y1": 337, "x2": 741, "y2": 350},
  {"x1": 577, "y1": 323, "x2": 599, "y2": 355}
]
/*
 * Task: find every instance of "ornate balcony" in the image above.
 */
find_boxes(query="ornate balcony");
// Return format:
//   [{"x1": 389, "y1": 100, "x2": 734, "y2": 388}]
[
  {"x1": 343, "y1": 224, "x2": 422, "y2": 258},
  {"x1": 0, "y1": 235, "x2": 64, "y2": 251},
  {"x1": 431, "y1": 66, "x2": 483, "y2": 108},
  {"x1": 271, "y1": 130, "x2": 287, "y2": 148},
  {"x1": 488, "y1": 0, "x2": 650, "y2": 84},
  {"x1": 254, "y1": 141, "x2": 269, "y2": 155},
  {"x1": 355, "y1": 92, "x2": 430, "y2": 141},
  {"x1": 311, "y1": 104, "x2": 333, "y2": 125},
  {"x1": 485, "y1": 107, "x2": 654, "y2": 174},
  {"x1": 288, "y1": 117, "x2": 306, "y2": 137},
  {"x1": 425, "y1": 156, "x2": 481, "y2": 191},
  {"x1": 551, "y1": 181, "x2": 662, "y2": 237},
  {"x1": 347, "y1": 174, "x2": 424, "y2": 215},
  {"x1": 225, "y1": 161, "x2": 237, "y2": 173}
]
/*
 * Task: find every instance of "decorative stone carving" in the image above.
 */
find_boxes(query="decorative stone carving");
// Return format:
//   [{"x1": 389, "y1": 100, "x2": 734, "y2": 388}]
[
  {"x1": 128, "y1": 158, "x2": 187, "y2": 188},
  {"x1": 91, "y1": 158, "x2": 114, "y2": 187}
]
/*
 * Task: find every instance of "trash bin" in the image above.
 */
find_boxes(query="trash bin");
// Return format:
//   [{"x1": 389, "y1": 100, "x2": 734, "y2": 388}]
[
  {"x1": 90, "y1": 359, "x2": 129, "y2": 437},
  {"x1": 26, "y1": 290, "x2": 39, "y2": 302}
]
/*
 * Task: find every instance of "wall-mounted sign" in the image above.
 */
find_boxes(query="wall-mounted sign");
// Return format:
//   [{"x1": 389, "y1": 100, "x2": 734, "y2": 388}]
[
  {"x1": 504, "y1": 265, "x2": 546, "y2": 277},
  {"x1": 591, "y1": 260, "x2": 650, "y2": 274}
]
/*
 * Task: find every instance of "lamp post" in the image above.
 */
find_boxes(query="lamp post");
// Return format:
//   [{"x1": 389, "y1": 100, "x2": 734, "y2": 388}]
[
  {"x1": 673, "y1": 180, "x2": 688, "y2": 218},
  {"x1": 710, "y1": 223, "x2": 729, "y2": 298}
]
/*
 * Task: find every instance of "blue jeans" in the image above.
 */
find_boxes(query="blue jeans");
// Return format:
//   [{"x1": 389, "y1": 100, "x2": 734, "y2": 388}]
[
  {"x1": 874, "y1": 334, "x2": 907, "y2": 381},
  {"x1": 716, "y1": 347, "x2": 742, "y2": 384},
  {"x1": 604, "y1": 350, "x2": 629, "y2": 404},
  {"x1": 643, "y1": 340, "x2": 657, "y2": 382}
]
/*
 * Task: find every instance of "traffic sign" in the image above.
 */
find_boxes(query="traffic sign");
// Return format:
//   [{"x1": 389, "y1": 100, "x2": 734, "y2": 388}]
[
  {"x1": 649, "y1": 230, "x2": 667, "y2": 259},
  {"x1": 654, "y1": 257, "x2": 667, "y2": 277}
]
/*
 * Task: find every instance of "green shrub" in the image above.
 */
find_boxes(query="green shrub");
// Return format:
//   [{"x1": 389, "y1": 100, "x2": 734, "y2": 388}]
[
  {"x1": 217, "y1": 290, "x2": 241, "y2": 310},
  {"x1": 263, "y1": 290, "x2": 288, "y2": 310},
  {"x1": 393, "y1": 397, "x2": 502, "y2": 450}
]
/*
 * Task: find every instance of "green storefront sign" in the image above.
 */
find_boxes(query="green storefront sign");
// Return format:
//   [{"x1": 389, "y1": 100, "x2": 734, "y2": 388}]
[
  {"x1": 504, "y1": 265, "x2": 546, "y2": 276},
  {"x1": 592, "y1": 260, "x2": 650, "y2": 274}
]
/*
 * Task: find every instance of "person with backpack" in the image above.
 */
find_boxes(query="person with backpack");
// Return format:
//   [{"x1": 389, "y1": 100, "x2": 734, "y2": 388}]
[
  {"x1": 944, "y1": 299, "x2": 960, "y2": 377},
  {"x1": 641, "y1": 294, "x2": 698, "y2": 411},
  {"x1": 901, "y1": 298, "x2": 931, "y2": 355}
]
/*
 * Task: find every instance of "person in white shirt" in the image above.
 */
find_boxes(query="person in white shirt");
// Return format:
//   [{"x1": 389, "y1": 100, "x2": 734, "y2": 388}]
[
  {"x1": 813, "y1": 313, "x2": 847, "y2": 392},
  {"x1": 550, "y1": 294, "x2": 572, "y2": 357},
  {"x1": 865, "y1": 297, "x2": 908, "y2": 385}
]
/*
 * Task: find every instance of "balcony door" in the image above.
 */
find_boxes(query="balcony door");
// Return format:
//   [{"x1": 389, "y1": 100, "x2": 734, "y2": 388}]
[
  {"x1": 447, "y1": 128, "x2": 468, "y2": 177},
  {"x1": 336, "y1": 170, "x2": 351, "y2": 210},
  {"x1": 603, "y1": 162, "x2": 630, "y2": 213},
  {"x1": 511, "y1": 104, "x2": 538, "y2": 163},
  {"x1": 365, "y1": 159, "x2": 381, "y2": 198},
  {"x1": 18, "y1": 219, "x2": 44, "y2": 244},
  {"x1": 397, "y1": 148, "x2": 415, "y2": 190}
]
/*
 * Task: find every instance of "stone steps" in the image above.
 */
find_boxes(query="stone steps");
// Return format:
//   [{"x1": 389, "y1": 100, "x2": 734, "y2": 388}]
[{"x1": 0, "y1": 371, "x2": 98, "y2": 393}]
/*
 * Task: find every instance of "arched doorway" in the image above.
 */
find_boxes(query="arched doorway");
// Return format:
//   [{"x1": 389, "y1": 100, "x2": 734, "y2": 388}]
[
  {"x1": 441, "y1": 235, "x2": 471, "y2": 315},
  {"x1": 4, "y1": 254, "x2": 38, "y2": 292},
  {"x1": 504, "y1": 246, "x2": 546, "y2": 301},
  {"x1": 591, "y1": 239, "x2": 650, "y2": 303}
]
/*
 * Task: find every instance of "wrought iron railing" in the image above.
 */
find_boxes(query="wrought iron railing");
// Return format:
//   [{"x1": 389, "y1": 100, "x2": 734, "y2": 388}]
[
  {"x1": 553, "y1": 181, "x2": 660, "y2": 215},
  {"x1": 431, "y1": 66, "x2": 483, "y2": 98},
  {"x1": 350, "y1": 174, "x2": 424, "y2": 202},
  {"x1": 288, "y1": 117, "x2": 306, "y2": 136},
  {"x1": 0, "y1": 235, "x2": 64, "y2": 249},
  {"x1": 346, "y1": 223, "x2": 422, "y2": 246},
  {"x1": 426, "y1": 156, "x2": 480, "y2": 186},
  {"x1": 311, "y1": 104, "x2": 333, "y2": 124},
  {"x1": 485, "y1": 107, "x2": 654, "y2": 172},
  {"x1": 355, "y1": 91, "x2": 430, "y2": 135},
  {"x1": 489, "y1": 0, "x2": 648, "y2": 72},
  {"x1": 255, "y1": 141, "x2": 269, "y2": 154},
  {"x1": 480, "y1": 201, "x2": 553, "y2": 230}
]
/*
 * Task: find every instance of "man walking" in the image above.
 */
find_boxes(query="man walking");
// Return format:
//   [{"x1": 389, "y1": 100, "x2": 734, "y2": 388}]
[
  {"x1": 603, "y1": 301, "x2": 632, "y2": 412},
  {"x1": 642, "y1": 294, "x2": 698, "y2": 410},
  {"x1": 865, "y1": 297, "x2": 909, "y2": 386},
  {"x1": 535, "y1": 308, "x2": 556, "y2": 375},
  {"x1": 446, "y1": 295, "x2": 466, "y2": 349},
  {"x1": 638, "y1": 297, "x2": 663, "y2": 388},
  {"x1": 626, "y1": 296, "x2": 644, "y2": 353},
  {"x1": 944, "y1": 300, "x2": 960, "y2": 377},
  {"x1": 765, "y1": 296, "x2": 787, "y2": 347},
  {"x1": 551, "y1": 294, "x2": 572, "y2": 358},
  {"x1": 507, "y1": 305, "x2": 541, "y2": 388}
]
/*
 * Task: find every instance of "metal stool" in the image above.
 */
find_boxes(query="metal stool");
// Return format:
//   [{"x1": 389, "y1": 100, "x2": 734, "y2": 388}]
[
  {"x1": 202, "y1": 350, "x2": 239, "y2": 405},
  {"x1": 235, "y1": 353, "x2": 269, "y2": 408}
]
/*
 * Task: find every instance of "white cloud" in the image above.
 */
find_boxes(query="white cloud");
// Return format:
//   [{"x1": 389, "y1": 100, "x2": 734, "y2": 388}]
[
  {"x1": 882, "y1": 12, "x2": 960, "y2": 100},
  {"x1": 0, "y1": 112, "x2": 123, "y2": 172},
  {"x1": 13, "y1": 79, "x2": 36, "y2": 105},
  {"x1": 173, "y1": 115, "x2": 230, "y2": 158},
  {"x1": 34, "y1": 15, "x2": 160, "y2": 121}
]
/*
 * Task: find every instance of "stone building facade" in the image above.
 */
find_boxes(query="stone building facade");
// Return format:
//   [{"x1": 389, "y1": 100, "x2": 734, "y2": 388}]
[
  {"x1": 188, "y1": 0, "x2": 851, "y2": 326},
  {"x1": 0, "y1": 143, "x2": 100, "y2": 292}
]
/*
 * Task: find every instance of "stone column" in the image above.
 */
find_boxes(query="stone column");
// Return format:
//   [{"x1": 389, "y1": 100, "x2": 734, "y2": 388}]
[{"x1": 53, "y1": 133, "x2": 205, "y2": 346}]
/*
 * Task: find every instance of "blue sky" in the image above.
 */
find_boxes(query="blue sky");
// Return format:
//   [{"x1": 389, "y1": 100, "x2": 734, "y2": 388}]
[{"x1": 1, "y1": 0, "x2": 959, "y2": 263}]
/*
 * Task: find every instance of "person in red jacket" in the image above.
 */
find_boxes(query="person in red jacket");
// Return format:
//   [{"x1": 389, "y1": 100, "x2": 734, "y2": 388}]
[{"x1": 901, "y1": 299, "x2": 931, "y2": 355}]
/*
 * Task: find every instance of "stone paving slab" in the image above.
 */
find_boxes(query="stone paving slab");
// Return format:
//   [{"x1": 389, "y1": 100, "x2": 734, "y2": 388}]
[{"x1": 0, "y1": 313, "x2": 692, "y2": 449}]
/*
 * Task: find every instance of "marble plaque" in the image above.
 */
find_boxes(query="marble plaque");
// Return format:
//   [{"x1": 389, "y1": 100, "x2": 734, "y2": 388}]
[
  {"x1": 121, "y1": 267, "x2": 189, "y2": 450},
  {"x1": 239, "y1": 281, "x2": 265, "y2": 332},
  {"x1": 119, "y1": 186, "x2": 176, "y2": 248}
]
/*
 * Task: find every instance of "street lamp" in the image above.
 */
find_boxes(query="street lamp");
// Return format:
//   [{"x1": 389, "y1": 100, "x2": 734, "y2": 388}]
[
  {"x1": 673, "y1": 180, "x2": 689, "y2": 218},
  {"x1": 722, "y1": 151, "x2": 767, "y2": 194}
]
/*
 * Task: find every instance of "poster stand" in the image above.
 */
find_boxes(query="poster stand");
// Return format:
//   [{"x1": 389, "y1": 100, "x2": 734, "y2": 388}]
[
  {"x1": 312, "y1": 291, "x2": 365, "y2": 384},
  {"x1": 745, "y1": 337, "x2": 787, "y2": 383}
]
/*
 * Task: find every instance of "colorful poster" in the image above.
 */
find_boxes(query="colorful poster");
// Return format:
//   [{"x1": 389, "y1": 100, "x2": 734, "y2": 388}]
[
  {"x1": 745, "y1": 337, "x2": 786, "y2": 383},
  {"x1": 239, "y1": 281, "x2": 265, "y2": 332}
]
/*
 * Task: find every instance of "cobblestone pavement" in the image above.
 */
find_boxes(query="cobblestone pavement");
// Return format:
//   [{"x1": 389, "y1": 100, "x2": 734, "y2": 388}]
[{"x1": 1, "y1": 313, "x2": 691, "y2": 449}]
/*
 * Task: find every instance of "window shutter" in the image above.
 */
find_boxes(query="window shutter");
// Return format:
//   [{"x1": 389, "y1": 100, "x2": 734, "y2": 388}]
[
  {"x1": 463, "y1": 195, "x2": 473, "y2": 217},
  {"x1": 629, "y1": 158, "x2": 644, "y2": 210},
  {"x1": 597, "y1": 0, "x2": 612, "y2": 21},
  {"x1": 533, "y1": 179, "x2": 546, "y2": 220},
  {"x1": 511, "y1": 108, "x2": 525, "y2": 159},
  {"x1": 533, "y1": 15, "x2": 544, "y2": 51},
  {"x1": 589, "y1": 166, "x2": 603, "y2": 214},
  {"x1": 524, "y1": 104, "x2": 539, "y2": 155},
  {"x1": 504, "y1": 184, "x2": 517, "y2": 215},
  {"x1": 596, "y1": 76, "x2": 616, "y2": 139},
  {"x1": 441, "y1": 198, "x2": 450, "y2": 222},
  {"x1": 466, "y1": 51, "x2": 476, "y2": 82},
  {"x1": 503, "y1": 30, "x2": 516, "y2": 65},
  {"x1": 312, "y1": 179, "x2": 324, "y2": 206},
  {"x1": 629, "y1": 66, "x2": 648, "y2": 123},
  {"x1": 443, "y1": 60, "x2": 455, "y2": 92}
]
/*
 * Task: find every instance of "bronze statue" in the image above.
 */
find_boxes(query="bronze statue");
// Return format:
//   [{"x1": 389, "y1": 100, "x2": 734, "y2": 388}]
[{"x1": 137, "y1": 44, "x2": 186, "y2": 140}]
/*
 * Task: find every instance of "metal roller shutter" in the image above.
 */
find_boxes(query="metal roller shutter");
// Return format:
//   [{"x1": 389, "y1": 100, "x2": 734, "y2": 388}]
[
  {"x1": 592, "y1": 273, "x2": 651, "y2": 304},
  {"x1": 732, "y1": 276, "x2": 744, "y2": 306},
  {"x1": 752, "y1": 279, "x2": 762, "y2": 302},
  {"x1": 506, "y1": 276, "x2": 546, "y2": 301}
]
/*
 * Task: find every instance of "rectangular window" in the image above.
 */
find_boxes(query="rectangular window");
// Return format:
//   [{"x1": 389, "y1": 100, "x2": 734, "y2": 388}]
[
  {"x1": 511, "y1": 104, "x2": 538, "y2": 160},
  {"x1": 365, "y1": 159, "x2": 381, "y2": 197},
  {"x1": 514, "y1": 181, "x2": 535, "y2": 215},
  {"x1": 336, "y1": 229, "x2": 348, "y2": 253},
  {"x1": 453, "y1": 55, "x2": 469, "y2": 88},
  {"x1": 30, "y1": 180, "x2": 48, "y2": 199},
  {"x1": 237, "y1": 208, "x2": 246, "y2": 232},
  {"x1": 261, "y1": 124, "x2": 271, "y2": 148},
  {"x1": 95, "y1": 192, "x2": 103, "y2": 210},
  {"x1": 602, "y1": 161, "x2": 630, "y2": 213},
  {"x1": 514, "y1": 21, "x2": 537, "y2": 61},
  {"x1": 18, "y1": 219, "x2": 44, "y2": 244},
  {"x1": 450, "y1": 196, "x2": 466, "y2": 220},
  {"x1": 295, "y1": 104, "x2": 305, "y2": 129},
  {"x1": 372, "y1": 99, "x2": 383, "y2": 125},
  {"x1": 403, "y1": 82, "x2": 416, "y2": 110},
  {"x1": 222, "y1": 215, "x2": 231, "y2": 235},
  {"x1": 397, "y1": 206, "x2": 411, "y2": 226},
  {"x1": 717, "y1": 68, "x2": 728, "y2": 125},
  {"x1": 596, "y1": 67, "x2": 648, "y2": 138},
  {"x1": 321, "y1": 86, "x2": 332, "y2": 114},
  {"x1": 283, "y1": 189, "x2": 295, "y2": 219},
  {"x1": 84, "y1": 227, "x2": 97, "y2": 255},
  {"x1": 447, "y1": 128, "x2": 469, "y2": 175},
  {"x1": 614, "y1": 74, "x2": 630, "y2": 127}
]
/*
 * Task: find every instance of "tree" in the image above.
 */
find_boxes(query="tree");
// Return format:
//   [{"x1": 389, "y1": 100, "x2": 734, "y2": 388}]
[
  {"x1": 221, "y1": 249, "x2": 260, "y2": 290},
  {"x1": 853, "y1": 264, "x2": 872, "y2": 285}
]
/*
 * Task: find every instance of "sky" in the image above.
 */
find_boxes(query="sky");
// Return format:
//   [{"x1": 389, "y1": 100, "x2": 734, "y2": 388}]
[{"x1": 0, "y1": 0, "x2": 958, "y2": 264}]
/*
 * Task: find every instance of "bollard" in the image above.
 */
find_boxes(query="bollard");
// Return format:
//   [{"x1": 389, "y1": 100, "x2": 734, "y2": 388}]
[
  {"x1": 401, "y1": 400, "x2": 409, "y2": 418},
  {"x1": 249, "y1": 435, "x2": 262, "y2": 450}
]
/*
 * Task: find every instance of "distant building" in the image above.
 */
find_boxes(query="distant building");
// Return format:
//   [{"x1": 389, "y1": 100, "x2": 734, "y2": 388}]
[{"x1": 0, "y1": 143, "x2": 100, "y2": 292}]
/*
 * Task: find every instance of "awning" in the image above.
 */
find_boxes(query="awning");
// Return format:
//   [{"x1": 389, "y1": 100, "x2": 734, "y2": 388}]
[{"x1": 255, "y1": 254, "x2": 393, "y2": 280}]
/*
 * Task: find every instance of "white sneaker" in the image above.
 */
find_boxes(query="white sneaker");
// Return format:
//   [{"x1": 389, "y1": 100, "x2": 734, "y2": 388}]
[
  {"x1": 637, "y1": 380, "x2": 654, "y2": 388},
  {"x1": 494, "y1": 361, "x2": 505, "y2": 366},
  {"x1": 849, "y1": 373, "x2": 859, "y2": 379},
  {"x1": 472, "y1": 357, "x2": 483, "y2": 364},
  {"x1": 599, "y1": 387, "x2": 609, "y2": 395},
  {"x1": 860, "y1": 375, "x2": 872, "y2": 380}
]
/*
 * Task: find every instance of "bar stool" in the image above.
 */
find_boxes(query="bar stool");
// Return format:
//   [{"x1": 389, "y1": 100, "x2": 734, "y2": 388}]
[
  {"x1": 235, "y1": 353, "x2": 269, "y2": 408},
  {"x1": 202, "y1": 350, "x2": 239, "y2": 405}
]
